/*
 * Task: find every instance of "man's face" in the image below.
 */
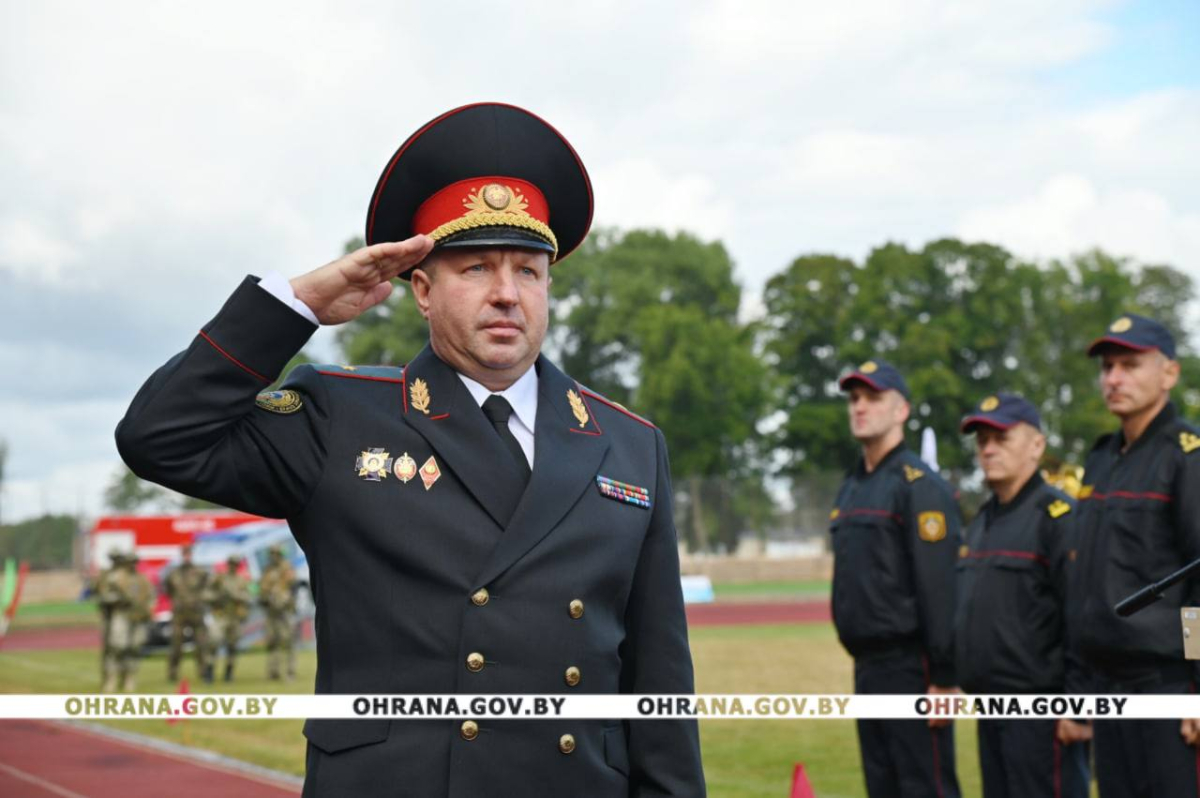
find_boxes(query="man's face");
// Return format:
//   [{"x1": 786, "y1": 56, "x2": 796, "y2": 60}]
[
  {"x1": 1099, "y1": 348, "x2": 1178, "y2": 418},
  {"x1": 411, "y1": 247, "x2": 551, "y2": 384},
  {"x1": 975, "y1": 423, "x2": 1045, "y2": 486},
  {"x1": 847, "y1": 385, "x2": 908, "y2": 442}
]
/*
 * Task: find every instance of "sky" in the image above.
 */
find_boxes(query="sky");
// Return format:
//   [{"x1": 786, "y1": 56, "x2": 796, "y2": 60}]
[{"x1": 1, "y1": 0, "x2": 1197, "y2": 523}]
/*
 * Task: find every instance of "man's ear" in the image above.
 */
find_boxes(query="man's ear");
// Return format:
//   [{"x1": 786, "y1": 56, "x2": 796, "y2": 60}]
[{"x1": 410, "y1": 268, "x2": 434, "y2": 319}]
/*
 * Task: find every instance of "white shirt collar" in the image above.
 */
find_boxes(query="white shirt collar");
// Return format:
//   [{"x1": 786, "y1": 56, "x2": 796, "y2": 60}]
[{"x1": 457, "y1": 365, "x2": 539, "y2": 435}]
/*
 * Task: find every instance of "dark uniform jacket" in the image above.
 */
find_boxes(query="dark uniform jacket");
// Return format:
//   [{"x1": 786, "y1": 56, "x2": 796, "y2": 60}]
[
  {"x1": 954, "y1": 473, "x2": 1082, "y2": 694},
  {"x1": 115, "y1": 277, "x2": 705, "y2": 797},
  {"x1": 829, "y1": 443, "x2": 962, "y2": 685},
  {"x1": 1074, "y1": 401, "x2": 1200, "y2": 681}
]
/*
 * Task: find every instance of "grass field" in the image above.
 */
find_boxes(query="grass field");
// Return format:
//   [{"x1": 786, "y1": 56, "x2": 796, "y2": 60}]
[
  {"x1": 711, "y1": 580, "x2": 830, "y2": 601},
  {"x1": 0, "y1": 616, "x2": 989, "y2": 797},
  {"x1": 8, "y1": 599, "x2": 98, "y2": 630}
]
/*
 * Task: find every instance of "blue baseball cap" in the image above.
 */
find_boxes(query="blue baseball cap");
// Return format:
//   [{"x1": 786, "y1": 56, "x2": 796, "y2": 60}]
[
  {"x1": 838, "y1": 359, "x2": 911, "y2": 401},
  {"x1": 960, "y1": 392, "x2": 1042, "y2": 433},
  {"x1": 1087, "y1": 313, "x2": 1176, "y2": 359}
]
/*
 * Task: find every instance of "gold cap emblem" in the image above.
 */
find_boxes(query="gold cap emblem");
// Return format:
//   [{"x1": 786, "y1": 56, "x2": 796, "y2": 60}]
[
  {"x1": 1110, "y1": 317, "x2": 1133, "y2": 333},
  {"x1": 481, "y1": 183, "x2": 512, "y2": 211},
  {"x1": 980, "y1": 396, "x2": 1000, "y2": 412},
  {"x1": 859, "y1": 361, "x2": 878, "y2": 374}
]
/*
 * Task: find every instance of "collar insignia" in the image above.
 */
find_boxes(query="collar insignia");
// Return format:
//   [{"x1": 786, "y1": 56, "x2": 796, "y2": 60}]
[
  {"x1": 567, "y1": 389, "x2": 589, "y2": 428},
  {"x1": 410, "y1": 378, "x2": 431, "y2": 415}
]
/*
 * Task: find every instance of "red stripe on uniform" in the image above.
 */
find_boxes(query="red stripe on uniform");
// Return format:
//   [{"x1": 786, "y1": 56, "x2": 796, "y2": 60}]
[
  {"x1": 199, "y1": 331, "x2": 269, "y2": 382},
  {"x1": 580, "y1": 389, "x2": 655, "y2": 429},
  {"x1": 964, "y1": 549, "x2": 1049, "y2": 566},
  {"x1": 842, "y1": 508, "x2": 905, "y2": 524},
  {"x1": 1081, "y1": 490, "x2": 1171, "y2": 503}
]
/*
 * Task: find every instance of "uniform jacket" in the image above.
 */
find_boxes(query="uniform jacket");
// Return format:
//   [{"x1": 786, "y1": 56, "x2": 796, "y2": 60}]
[
  {"x1": 954, "y1": 473, "x2": 1083, "y2": 694},
  {"x1": 165, "y1": 564, "x2": 210, "y2": 617},
  {"x1": 829, "y1": 443, "x2": 962, "y2": 685},
  {"x1": 115, "y1": 277, "x2": 704, "y2": 797},
  {"x1": 1074, "y1": 402, "x2": 1200, "y2": 680}
]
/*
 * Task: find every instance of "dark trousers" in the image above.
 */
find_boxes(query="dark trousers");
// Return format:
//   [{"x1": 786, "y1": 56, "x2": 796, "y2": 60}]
[
  {"x1": 1093, "y1": 672, "x2": 1200, "y2": 798},
  {"x1": 978, "y1": 718, "x2": 1089, "y2": 798},
  {"x1": 854, "y1": 650, "x2": 960, "y2": 798}
]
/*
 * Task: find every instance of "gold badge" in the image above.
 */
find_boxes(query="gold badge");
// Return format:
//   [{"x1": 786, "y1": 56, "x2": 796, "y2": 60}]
[
  {"x1": 859, "y1": 361, "x2": 878, "y2": 374},
  {"x1": 903, "y1": 464, "x2": 925, "y2": 483},
  {"x1": 419, "y1": 456, "x2": 441, "y2": 491},
  {"x1": 959, "y1": 545, "x2": 970, "y2": 559},
  {"x1": 480, "y1": 183, "x2": 513, "y2": 211},
  {"x1": 1078, "y1": 484, "x2": 1094, "y2": 499},
  {"x1": 980, "y1": 396, "x2": 1000, "y2": 412},
  {"x1": 829, "y1": 508, "x2": 840, "y2": 521},
  {"x1": 255, "y1": 390, "x2": 303, "y2": 414},
  {"x1": 1181, "y1": 432, "x2": 1200, "y2": 454},
  {"x1": 567, "y1": 389, "x2": 589, "y2": 428},
  {"x1": 394, "y1": 452, "x2": 417, "y2": 483},
  {"x1": 410, "y1": 378, "x2": 431, "y2": 415},
  {"x1": 918, "y1": 511, "x2": 947, "y2": 542},
  {"x1": 1047, "y1": 500, "x2": 1071, "y2": 519},
  {"x1": 1110, "y1": 317, "x2": 1133, "y2": 333},
  {"x1": 356, "y1": 448, "x2": 393, "y2": 482}
]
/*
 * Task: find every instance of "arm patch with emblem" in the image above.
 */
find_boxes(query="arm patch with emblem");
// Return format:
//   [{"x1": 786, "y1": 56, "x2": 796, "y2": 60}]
[{"x1": 255, "y1": 389, "x2": 304, "y2": 414}]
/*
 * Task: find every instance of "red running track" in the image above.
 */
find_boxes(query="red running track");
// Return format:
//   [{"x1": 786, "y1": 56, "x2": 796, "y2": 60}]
[
  {"x1": 0, "y1": 720, "x2": 299, "y2": 797},
  {"x1": 686, "y1": 600, "x2": 831, "y2": 626}
]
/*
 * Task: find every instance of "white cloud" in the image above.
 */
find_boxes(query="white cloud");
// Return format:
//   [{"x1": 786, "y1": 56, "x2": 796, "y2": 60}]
[
  {"x1": 0, "y1": 217, "x2": 79, "y2": 283},
  {"x1": 592, "y1": 159, "x2": 734, "y2": 238}
]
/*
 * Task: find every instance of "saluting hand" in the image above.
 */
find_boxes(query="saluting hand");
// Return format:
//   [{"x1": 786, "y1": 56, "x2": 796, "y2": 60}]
[{"x1": 289, "y1": 235, "x2": 434, "y2": 325}]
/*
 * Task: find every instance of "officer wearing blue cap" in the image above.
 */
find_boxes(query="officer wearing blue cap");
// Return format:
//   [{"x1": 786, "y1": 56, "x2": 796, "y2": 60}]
[
  {"x1": 116, "y1": 103, "x2": 704, "y2": 796},
  {"x1": 831, "y1": 359, "x2": 963, "y2": 798},
  {"x1": 1073, "y1": 313, "x2": 1200, "y2": 797},
  {"x1": 955, "y1": 393, "x2": 1089, "y2": 798}
]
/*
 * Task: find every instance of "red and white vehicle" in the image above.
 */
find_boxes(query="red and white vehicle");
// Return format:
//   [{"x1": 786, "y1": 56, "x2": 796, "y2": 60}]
[{"x1": 86, "y1": 511, "x2": 265, "y2": 582}]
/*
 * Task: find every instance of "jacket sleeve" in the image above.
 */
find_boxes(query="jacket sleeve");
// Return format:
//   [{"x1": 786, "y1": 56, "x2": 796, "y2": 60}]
[
  {"x1": 618, "y1": 428, "x2": 706, "y2": 797},
  {"x1": 1042, "y1": 498, "x2": 1091, "y2": 694},
  {"x1": 904, "y1": 475, "x2": 962, "y2": 687},
  {"x1": 115, "y1": 277, "x2": 330, "y2": 519},
  {"x1": 1171, "y1": 438, "x2": 1200, "y2": 685}
]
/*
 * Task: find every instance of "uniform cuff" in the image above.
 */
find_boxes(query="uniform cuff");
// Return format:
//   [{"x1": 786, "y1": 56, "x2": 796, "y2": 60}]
[{"x1": 201, "y1": 276, "x2": 318, "y2": 382}]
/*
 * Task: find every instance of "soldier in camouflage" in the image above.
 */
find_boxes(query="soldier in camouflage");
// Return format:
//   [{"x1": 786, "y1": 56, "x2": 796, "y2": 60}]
[
  {"x1": 99, "y1": 552, "x2": 155, "y2": 692},
  {"x1": 164, "y1": 543, "x2": 212, "y2": 683},
  {"x1": 207, "y1": 554, "x2": 252, "y2": 682},
  {"x1": 259, "y1": 545, "x2": 296, "y2": 681},
  {"x1": 93, "y1": 552, "x2": 121, "y2": 689}
]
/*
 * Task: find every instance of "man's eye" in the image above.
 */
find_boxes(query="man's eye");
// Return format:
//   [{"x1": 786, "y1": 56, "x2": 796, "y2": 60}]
[{"x1": 466, "y1": 264, "x2": 485, "y2": 273}]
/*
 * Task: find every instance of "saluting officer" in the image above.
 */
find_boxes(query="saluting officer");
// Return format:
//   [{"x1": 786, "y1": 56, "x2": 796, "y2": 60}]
[
  {"x1": 1074, "y1": 313, "x2": 1200, "y2": 797},
  {"x1": 955, "y1": 393, "x2": 1089, "y2": 798},
  {"x1": 115, "y1": 103, "x2": 704, "y2": 796},
  {"x1": 831, "y1": 359, "x2": 963, "y2": 798}
]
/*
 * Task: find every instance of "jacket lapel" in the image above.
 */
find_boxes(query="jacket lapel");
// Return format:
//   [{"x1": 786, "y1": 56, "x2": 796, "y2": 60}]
[
  {"x1": 401, "y1": 346, "x2": 526, "y2": 528},
  {"x1": 475, "y1": 356, "x2": 609, "y2": 587}
]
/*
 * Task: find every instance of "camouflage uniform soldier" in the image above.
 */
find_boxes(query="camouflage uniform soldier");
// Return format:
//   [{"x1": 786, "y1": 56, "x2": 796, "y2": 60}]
[
  {"x1": 93, "y1": 552, "x2": 121, "y2": 688},
  {"x1": 100, "y1": 553, "x2": 154, "y2": 692},
  {"x1": 207, "y1": 554, "x2": 252, "y2": 682},
  {"x1": 164, "y1": 543, "x2": 212, "y2": 683},
  {"x1": 259, "y1": 545, "x2": 296, "y2": 681}
]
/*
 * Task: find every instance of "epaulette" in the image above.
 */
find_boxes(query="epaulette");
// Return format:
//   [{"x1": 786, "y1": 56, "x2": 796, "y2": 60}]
[
  {"x1": 1178, "y1": 421, "x2": 1200, "y2": 454},
  {"x1": 1046, "y1": 499, "x2": 1071, "y2": 519},
  {"x1": 902, "y1": 464, "x2": 925, "y2": 483},
  {"x1": 313, "y1": 364, "x2": 404, "y2": 383},
  {"x1": 577, "y1": 385, "x2": 656, "y2": 429}
]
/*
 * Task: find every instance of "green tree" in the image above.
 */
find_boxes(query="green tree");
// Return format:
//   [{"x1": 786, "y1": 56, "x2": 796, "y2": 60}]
[{"x1": 0, "y1": 514, "x2": 78, "y2": 569}]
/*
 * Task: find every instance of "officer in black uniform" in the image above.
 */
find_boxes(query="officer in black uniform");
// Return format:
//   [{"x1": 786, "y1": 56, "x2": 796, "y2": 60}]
[
  {"x1": 831, "y1": 359, "x2": 963, "y2": 798},
  {"x1": 1074, "y1": 313, "x2": 1200, "y2": 797},
  {"x1": 115, "y1": 103, "x2": 704, "y2": 797},
  {"x1": 955, "y1": 392, "x2": 1089, "y2": 798}
]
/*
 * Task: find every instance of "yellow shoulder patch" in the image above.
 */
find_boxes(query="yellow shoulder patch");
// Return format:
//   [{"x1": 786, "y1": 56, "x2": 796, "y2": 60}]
[
  {"x1": 959, "y1": 544, "x2": 969, "y2": 559},
  {"x1": 1077, "y1": 484, "x2": 1094, "y2": 499},
  {"x1": 829, "y1": 508, "x2": 840, "y2": 521},
  {"x1": 918, "y1": 511, "x2": 947, "y2": 542},
  {"x1": 903, "y1": 464, "x2": 925, "y2": 483},
  {"x1": 1181, "y1": 432, "x2": 1200, "y2": 454},
  {"x1": 255, "y1": 390, "x2": 303, "y2": 414},
  {"x1": 1047, "y1": 500, "x2": 1071, "y2": 519}
]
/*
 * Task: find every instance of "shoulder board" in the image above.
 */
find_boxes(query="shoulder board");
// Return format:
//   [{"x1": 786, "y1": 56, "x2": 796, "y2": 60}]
[
  {"x1": 1046, "y1": 499, "x2": 1072, "y2": 519},
  {"x1": 578, "y1": 387, "x2": 656, "y2": 429},
  {"x1": 902, "y1": 464, "x2": 925, "y2": 483},
  {"x1": 313, "y1": 364, "x2": 404, "y2": 383},
  {"x1": 1180, "y1": 431, "x2": 1200, "y2": 455}
]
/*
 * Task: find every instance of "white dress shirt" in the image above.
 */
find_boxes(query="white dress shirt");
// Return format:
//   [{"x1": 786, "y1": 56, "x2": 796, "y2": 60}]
[{"x1": 257, "y1": 271, "x2": 538, "y2": 468}]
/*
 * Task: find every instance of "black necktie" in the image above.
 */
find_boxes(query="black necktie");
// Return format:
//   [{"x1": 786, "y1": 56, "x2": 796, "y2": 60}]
[{"x1": 482, "y1": 395, "x2": 531, "y2": 485}]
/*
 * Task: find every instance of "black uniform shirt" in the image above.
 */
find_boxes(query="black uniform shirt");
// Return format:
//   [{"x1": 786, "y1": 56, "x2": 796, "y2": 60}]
[
  {"x1": 1075, "y1": 401, "x2": 1200, "y2": 679},
  {"x1": 829, "y1": 443, "x2": 963, "y2": 685},
  {"x1": 954, "y1": 473, "x2": 1081, "y2": 694}
]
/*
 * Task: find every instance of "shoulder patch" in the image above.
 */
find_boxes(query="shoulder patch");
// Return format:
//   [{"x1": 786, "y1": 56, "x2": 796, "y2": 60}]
[
  {"x1": 903, "y1": 464, "x2": 925, "y2": 483},
  {"x1": 1047, "y1": 500, "x2": 1071, "y2": 519},
  {"x1": 1077, "y1": 484, "x2": 1094, "y2": 499},
  {"x1": 917, "y1": 511, "x2": 947, "y2": 542},
  {"x1": 1181, "y1": 432, "x2": 1200, "y2": 454},
  {"x1": 255, "y1": 390, "x2": 303, "y2": 414},
  {"x1": 829, "y1": 508, "x2": 840, "y2": 521}
]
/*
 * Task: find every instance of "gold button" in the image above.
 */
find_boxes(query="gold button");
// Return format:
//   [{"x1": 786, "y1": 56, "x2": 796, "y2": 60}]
[
  {"x1": 568, "y1": 599, "x2": 584, "y2": 619},
  {"x1": 471, "y1": 588, "x2": 490, "y2": 607},
  {"x1": 558, "y1": 733, "x2": 576, "y2": 754},
  {"x1": 466, "y1": 652, "x2": 485, "y2": 672},
  {"x1": 564, "y1": 666, "x2": 581, "y2": 687},
  {"x1": 461, "y1": 720, "x2": 479, "y2": 741}
]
